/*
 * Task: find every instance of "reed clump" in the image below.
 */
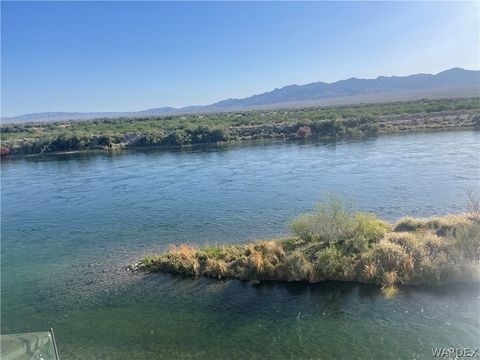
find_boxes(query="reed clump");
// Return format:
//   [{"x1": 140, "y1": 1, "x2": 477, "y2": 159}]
[{"x1": 138, "y1": 198, "x2": 480, "y2": 289}]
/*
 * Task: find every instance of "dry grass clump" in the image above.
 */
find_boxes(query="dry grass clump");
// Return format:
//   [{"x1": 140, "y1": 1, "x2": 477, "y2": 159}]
[
  {"x1": 394, "y1": 214, "x2": 470, "y2": 236},
  {"x1": 170, "y1": 244, "x2": 197, "y2": 258},
  {"x1": 241, "y1": 241, "x2": 287, "y2": 279},
  {"x1": 386, "y1": 232, "x2": 422, "y2": 255},
  {"x1": 366, "y1": 240, "x2": 408, "y2": 272},
  {"x1": 361, "y1": 240, "x2": 408, "y2": 286},
  {"x1": 284, "y1": 252, "x2": 316, "y2": 282},
  {"x1": 363, "y1": 263, "x2": 378, "y2": 281},
  {"x1": 258, "y1": 240, "x2": 286, "y2": 259},
  {"x1": 138, "y1": 198, "x2": 480, "y2": 290},
  {"x1": 203, "y1": 258, "x2": 228, "y2": 279},
  {"x1": 404, "y1": 255, "x2": 415, "y2": 274},
  {"x1": 143, "y1": 243, "x2": 202, "y2": 277},
  {"x1": 164, "y1": 244, "x2": 201, "y2": 276},
  {"x1": 382, "y1": 270, "x2": 399, "y2": 289},
  {"x1": 393, "y1": 217, "x2": 428, "y2": 232},
  {"x1": 450, "y1": 221, "x2": 480, "y2": 261}
]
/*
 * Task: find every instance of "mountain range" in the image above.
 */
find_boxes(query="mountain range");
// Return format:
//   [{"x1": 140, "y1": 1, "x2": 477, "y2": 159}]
[{"x1": 3, "y1": 67, "x2": 479, "y2": 123}]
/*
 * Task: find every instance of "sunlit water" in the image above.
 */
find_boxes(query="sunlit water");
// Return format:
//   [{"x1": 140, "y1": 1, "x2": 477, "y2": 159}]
[{"x1": 1, "y1": 131, "x2": 479, "y2": 359}]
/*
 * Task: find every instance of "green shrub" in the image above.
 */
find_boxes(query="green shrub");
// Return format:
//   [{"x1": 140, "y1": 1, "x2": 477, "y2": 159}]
[
  {"x1": 342, "y1": 213, "x2": 390, "y2": 253},
  {"x1": 291, "y1": 195, "x2": 356, "y2": 244},
  {"x1": 313, "y1": 246, "x2": 354, "y2": 281},
  {"x1": 200, "y1": 246, "x2": 226, "y2": 260},
  {"x1": 163, "y1": 130, "x2": 191, "y2": 146},
  {"x1": 209, "y1": 128, "x2": 229, "y2": 142},
  {"x1": 96, "y1": 135, "x2": 114, "y2": 147},
  {"x1": 278, "y1": 238, "x2": 301, "y2": 252},
  {"x1": 291, "y1": 196, "x2": 389, "y2": 253},
  {"x1": 290, "y1": 213, "x2": 320, "y2": 242},
  {"x1": 311, "y1": 119, "x2": 335, "y2": 136},
  {"x1": 133, "y1": 131, "x2": 165, "y2": 146}
]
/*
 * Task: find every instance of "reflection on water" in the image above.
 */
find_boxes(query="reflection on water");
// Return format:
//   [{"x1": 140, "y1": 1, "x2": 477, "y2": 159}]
[{"x1": 1, "y1": 131, "x2": 480, "y2": 359}]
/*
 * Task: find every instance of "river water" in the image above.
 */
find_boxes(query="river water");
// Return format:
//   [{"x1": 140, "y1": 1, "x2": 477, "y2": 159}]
[{"x1": 1, "y1": 131, "x2": 479, "y2": 359}]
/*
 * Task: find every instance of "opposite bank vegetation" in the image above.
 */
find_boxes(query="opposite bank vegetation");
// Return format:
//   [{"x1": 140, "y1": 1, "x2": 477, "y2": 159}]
[
  {"x1": 2, "y1": 98, "x2": 480, "y2": 157},
  {"x1": 135, "y1": 196, "x2": 480, "y2": 292}
]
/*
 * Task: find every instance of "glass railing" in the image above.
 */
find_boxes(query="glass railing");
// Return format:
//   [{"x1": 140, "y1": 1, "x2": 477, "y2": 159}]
[{"x1": 0, "y1": 329, "x2": 60, "y2": 360}]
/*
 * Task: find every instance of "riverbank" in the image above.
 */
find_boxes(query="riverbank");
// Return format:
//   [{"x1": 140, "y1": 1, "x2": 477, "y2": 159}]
[
  {"x1": 136, "y1": 199, "x2": 480, "y2": 290},
  {"x1": 2, "y1": 98, "x2": 479, "y2": 156}
]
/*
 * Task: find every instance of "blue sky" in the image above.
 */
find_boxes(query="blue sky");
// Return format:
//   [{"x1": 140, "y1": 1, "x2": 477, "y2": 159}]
[{"x1": 1, "y1": 1, "x2": 479, "y2": 117}]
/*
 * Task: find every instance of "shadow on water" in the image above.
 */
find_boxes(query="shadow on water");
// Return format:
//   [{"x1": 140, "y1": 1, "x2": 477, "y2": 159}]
[
  {"x1": 2, "y1": 134, "x2": 362, "y2": 166},
  {"x1": 134, "y1": 271, "x2": 480, "y2": 313}
]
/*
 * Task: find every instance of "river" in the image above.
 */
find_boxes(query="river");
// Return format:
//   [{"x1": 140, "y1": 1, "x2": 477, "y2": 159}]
[{"x1": 1, "y1": 131, "x2": 479, "y2": 359}]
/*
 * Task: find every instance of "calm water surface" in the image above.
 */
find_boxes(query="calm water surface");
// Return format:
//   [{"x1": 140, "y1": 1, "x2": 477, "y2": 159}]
[{"x1": 1, "y1": 131, "x2": 479, "y2": 359}]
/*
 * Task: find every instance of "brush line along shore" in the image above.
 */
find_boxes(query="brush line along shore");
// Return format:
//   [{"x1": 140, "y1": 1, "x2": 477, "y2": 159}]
[{"x1": 2, "y1": 98, "x2": 479, "y2": 157}]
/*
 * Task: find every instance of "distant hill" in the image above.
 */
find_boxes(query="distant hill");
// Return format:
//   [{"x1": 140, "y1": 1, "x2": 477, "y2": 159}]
[
  {"x1": 3, "y1": 67, "x2": 479, "y2": 123},
  {"x1": 211, "y1": 67, "x2": 479, "y2": 109}
]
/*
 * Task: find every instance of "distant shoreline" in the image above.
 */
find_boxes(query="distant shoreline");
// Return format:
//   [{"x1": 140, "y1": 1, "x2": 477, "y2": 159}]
[
  {"x1": 2, "y1": 98, "x2": 479, "y2": 158},
  {"x1": 2, "y1": 126, "x2": 477, "y2": 161}
]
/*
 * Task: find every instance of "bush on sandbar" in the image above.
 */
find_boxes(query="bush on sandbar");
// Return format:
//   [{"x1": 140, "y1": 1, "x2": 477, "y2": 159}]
[{"x1": 138, "y1": 197, "x2": 480, "y2": 290}]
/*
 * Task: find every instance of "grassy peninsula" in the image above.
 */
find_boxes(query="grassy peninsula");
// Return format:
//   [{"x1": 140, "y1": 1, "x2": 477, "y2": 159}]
[
  {"x1": 2, "y1": 98, "x2": 479, "y2": 156},
  {"x1": 136, "y1": 197, "x2": 480, "y2": 291}
]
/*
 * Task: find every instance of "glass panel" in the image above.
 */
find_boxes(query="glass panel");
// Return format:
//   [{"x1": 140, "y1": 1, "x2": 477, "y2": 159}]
[{"x1": 0, "y1": 331, "x2": 59, "y2": 360}]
